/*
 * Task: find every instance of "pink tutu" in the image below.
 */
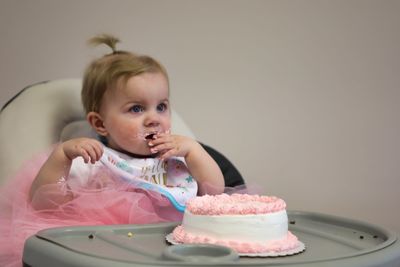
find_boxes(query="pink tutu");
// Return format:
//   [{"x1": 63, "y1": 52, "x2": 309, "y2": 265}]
[{"x1": 0, "y1": 151, "x2": 183, "y2": 267}]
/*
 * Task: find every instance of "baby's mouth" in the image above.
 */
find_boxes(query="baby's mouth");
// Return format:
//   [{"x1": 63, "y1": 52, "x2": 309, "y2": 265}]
[
  {"x1": 143, "y1": 129, "x2": 169, "y2": 141},
  {"x1": 144, "y1": 133, "x2": 157, "y2": 140}
]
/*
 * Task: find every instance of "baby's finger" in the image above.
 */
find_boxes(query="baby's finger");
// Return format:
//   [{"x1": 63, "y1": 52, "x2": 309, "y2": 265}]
[
  {"x1": 85, "y1": 146, "x2": 100, "y2": 164},
  {"x1": 78, "y1": 143, "x2": 95, "y2": 163},
  {"x1": 150, "y1": 142, "x2": 175, "y2": 154},
  {"x1": 159, "y1": 148, "x2": 178, "y2": 160},
  {"x1": 80, "y1": 149, "x2": 91, "y2": 163},
  {"x1": 147, "y1": 135, "x2": 171, "y2": 146},
  {"x1": 91, "y1": 142, "x2": 104, "y2": 161}
]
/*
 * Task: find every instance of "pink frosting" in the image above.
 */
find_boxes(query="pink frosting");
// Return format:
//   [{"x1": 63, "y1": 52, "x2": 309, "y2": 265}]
[
  {"x1": 186, "y1": 193, "x2": 286, "y2": 215},
  {"x1": 172, "y1": 226, "x2": 300, "y2": 254}
]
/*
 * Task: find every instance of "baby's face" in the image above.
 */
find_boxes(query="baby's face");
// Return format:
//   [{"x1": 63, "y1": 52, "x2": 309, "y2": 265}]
[{"x1": 99, "y1": 72, "x2": 171, "y2": 156}]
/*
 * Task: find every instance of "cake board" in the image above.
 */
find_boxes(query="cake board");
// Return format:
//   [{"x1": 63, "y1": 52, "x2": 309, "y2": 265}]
[{"x1": 22, "y1": 211, "x2": 400, "y2": 267}]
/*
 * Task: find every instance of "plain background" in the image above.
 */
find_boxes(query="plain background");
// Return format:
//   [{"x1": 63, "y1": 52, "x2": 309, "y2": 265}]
[{"x1": 0, "y1": 0, "x2": 399, "y2": 233}]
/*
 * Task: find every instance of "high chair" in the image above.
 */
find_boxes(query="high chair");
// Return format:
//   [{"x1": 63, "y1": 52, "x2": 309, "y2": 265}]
[{"x1": 1, "y1": 80, "x2": 399, "y2": 267}]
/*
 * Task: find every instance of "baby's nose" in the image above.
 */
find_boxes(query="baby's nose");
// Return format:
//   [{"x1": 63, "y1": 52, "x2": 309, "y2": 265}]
[{"x1": 144, "y1": 112, "x2": 160, "y2": 127}]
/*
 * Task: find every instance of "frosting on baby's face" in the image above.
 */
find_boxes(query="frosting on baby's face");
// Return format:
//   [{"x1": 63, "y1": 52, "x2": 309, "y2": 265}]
[{"x1": 134, "y1": 129, "x2": 171, "y2": 141}]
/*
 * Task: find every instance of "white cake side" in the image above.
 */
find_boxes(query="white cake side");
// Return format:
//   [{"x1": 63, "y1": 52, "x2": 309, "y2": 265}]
[{"x1": 182, "y1": 209, "x2": 288, "y2": 243}]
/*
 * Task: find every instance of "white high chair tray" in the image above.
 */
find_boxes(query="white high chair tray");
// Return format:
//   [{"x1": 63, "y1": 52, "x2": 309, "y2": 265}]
[{"x1": 22, "y1": 211, "x2": 400, "y2": 267}]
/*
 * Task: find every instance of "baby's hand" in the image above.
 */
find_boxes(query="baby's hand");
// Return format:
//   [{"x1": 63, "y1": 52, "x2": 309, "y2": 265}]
[
  {"x1": 62, "y1": 138, "x2": 103, "y2": 164},
  {"x1": 148, "y1": 133, "x2": 199, "y2": 160}
]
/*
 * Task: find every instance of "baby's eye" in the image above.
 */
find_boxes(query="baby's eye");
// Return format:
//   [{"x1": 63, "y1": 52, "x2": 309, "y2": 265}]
[
  {"x1": 157, "y1": 103, "x2": 168, "y2": 113},
  {"x1": 130, "y1": 105, "x2": 144, "y2": 113}
]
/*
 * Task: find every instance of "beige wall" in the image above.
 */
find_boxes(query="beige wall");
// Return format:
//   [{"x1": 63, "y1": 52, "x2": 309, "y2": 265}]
[{"x1": 1, "y1": 0, "x2": 399, "y2": 232}]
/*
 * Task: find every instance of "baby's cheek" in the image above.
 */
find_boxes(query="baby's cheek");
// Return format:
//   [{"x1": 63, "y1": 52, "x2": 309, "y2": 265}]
[
  {"x1": 162, "y1": 119, "x2": 171, "y2": 132},
  {"x1": 117, "y1": 120, "x2": 138, "y2": 134}
]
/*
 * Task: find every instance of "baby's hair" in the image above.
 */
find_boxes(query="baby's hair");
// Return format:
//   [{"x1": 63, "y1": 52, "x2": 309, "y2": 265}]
[
  {"x1": 88, "y1": 34, "x2": 120, "y2": 54},
  {"x1": 82, "y1": 34, "x2": 168, "y2": 114}
]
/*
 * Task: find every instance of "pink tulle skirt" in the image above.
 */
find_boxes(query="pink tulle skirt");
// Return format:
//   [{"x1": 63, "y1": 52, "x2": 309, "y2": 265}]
[{"x1": 0, "y1": 151, "x2": 184, "y2": 267}]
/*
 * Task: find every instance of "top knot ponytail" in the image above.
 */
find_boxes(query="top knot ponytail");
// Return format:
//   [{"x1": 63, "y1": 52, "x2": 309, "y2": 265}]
[{"x1": 88, "y1": 34, "x2": 120, "y2": 54}]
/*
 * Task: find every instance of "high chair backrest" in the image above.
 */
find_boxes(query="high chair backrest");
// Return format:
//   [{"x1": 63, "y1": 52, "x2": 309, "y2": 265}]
[{"x1": 0, "y1": 79, "x2": 195, "y2": 185}]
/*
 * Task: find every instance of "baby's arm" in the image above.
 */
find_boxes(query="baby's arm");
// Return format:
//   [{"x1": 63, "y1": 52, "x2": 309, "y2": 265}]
[
  {"x1": 148, "y1": 134, "x2": 225, "y2": 195},
  {"x1": 29, "y1": 138, "x2": 103, "y2": 208}
]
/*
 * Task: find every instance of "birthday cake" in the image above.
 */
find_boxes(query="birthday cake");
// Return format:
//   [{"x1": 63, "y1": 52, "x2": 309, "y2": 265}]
[{"x1": 168, "y1": 194, "x2": 305, "y2": 256}]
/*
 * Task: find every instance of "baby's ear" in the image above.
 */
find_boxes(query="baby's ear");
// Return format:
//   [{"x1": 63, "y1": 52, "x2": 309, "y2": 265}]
[{"x1": 87, "y1": 112, "x2": 108, "y2": 137}]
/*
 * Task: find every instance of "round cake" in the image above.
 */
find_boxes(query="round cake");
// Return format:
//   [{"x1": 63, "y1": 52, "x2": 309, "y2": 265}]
[{"x1": 169, "y1": 193, "x2": 304, "y2": 256}]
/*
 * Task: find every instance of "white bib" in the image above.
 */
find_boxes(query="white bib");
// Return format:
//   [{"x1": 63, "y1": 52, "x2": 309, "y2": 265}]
[{"x1": 99, "y1": 146, "x2": 198, "y2": 211}]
